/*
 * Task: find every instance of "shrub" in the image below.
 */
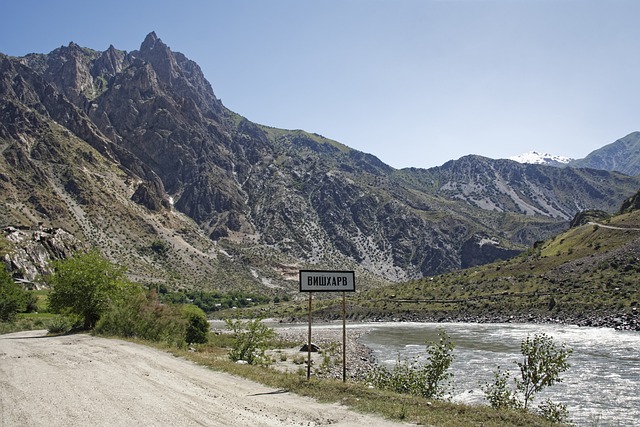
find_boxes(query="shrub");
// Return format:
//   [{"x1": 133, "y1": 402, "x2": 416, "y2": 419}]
[
  {"x1": 367, "y1": 329, "x2": 455, "y2": 399},
  {"x1": 95, "y1": 290, "x2": 187, "y2": 348},
  {"x1": 225, "y1": 316, "x2": 276, "y2": 366},
  {"x1": 182, "y1": 304, "x2": 209, "y2": 345},
  {"x1": 482, "y1": 332, "x2": 572, "y2": 422},
  {"x1": 47, "y1": 249, "x2": 133, "y2": 329},
  {"x1": 47, "y1": 315, "x2": 74, "y2": 335},
  {"x1": 0, "y1": 265, "x2": 28, "y2": 322}
]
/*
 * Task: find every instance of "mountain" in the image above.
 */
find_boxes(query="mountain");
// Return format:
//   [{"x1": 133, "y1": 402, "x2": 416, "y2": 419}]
[
  {"x1": 345, "y1": 193, "x2": 640, "y2": 330},
  {"x1": 2, "y1": 33, "x2": 640, "y2": 295},
  {"x1": 568, "y1": 131, "x2": 640, "y2": 176},
  {"x1": 509, "y1": 151, "x2": 573, "y2": 166}
]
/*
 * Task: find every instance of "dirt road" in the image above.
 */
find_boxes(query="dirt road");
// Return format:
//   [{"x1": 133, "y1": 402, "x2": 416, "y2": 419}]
[{"x1": 0, "y1": 330, "x2": 406, "y2": 426}]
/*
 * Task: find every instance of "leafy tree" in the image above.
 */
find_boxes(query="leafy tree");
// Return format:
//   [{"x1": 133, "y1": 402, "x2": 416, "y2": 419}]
[
  {"x1": 182, "y1": 304, "x2": 209, "y2": 345},
  {"x1": 0, "y1": 265, "x2": 28, "y2": 322},
  {"x1": 483, "y1": 332, "x2": 572, "y2": 421},
  {"x1": 47, "y1": 249, "x2": 130, "y2": 329},
  {"x1": 516, "y1": 333, "x2": 572, "y2": 409},
  {"x1": 367, "y1": 329, "x2": 456, "y2": 399},
  {"x1": 225, "y1": 316, "x2": 275, "y2": 366}
]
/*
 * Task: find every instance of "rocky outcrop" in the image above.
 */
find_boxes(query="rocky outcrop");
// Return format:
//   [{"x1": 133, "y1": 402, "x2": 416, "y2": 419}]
[
  {"x1": 569, "y1": 210, "x2": 610, "y2": 228},
  {"x1": 2, "y1": 226, "x2": 87, "y2": 285}
]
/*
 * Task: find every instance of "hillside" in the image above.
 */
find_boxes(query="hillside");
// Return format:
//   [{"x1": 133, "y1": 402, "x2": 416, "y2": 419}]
[
  {"x1": 569, "y1": 131, "x2": 640, "y2": 175},
  {"x1": 2, "y1": 32, "x2": 640, "y2": 296},
  {"x1": 329, "y1": 195, "x2": 640, "y2": 330}
]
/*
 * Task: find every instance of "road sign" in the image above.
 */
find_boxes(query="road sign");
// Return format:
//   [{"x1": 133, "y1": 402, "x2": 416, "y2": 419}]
[
  {"x1": 299, "y1": 269, "x2": 356, "y2": 382},
  {"x1": 299, "y1": 270, "x2": 355, "y2": 292}
]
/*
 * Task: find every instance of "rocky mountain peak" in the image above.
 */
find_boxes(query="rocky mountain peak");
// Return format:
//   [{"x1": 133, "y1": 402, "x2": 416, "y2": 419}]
[
  {"x1": 3, "y1": 34, "x2": 640, "y2": 290},
  {"x1": 509, "y1": 151, "x2": 573, "y2": 166},
  {"x1": 140, "y1": 31, "x2": 161, "y2": 51}
]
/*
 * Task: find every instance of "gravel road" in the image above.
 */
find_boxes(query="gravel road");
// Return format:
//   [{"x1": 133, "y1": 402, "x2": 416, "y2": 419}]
[{"x1": 0, "y1": 330, "x2": 406, "y2": 427}]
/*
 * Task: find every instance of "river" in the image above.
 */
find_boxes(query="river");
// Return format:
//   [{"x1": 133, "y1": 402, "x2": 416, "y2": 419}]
[{"x1": 357, "y1": 322, "x2": 640, "y2": 427}]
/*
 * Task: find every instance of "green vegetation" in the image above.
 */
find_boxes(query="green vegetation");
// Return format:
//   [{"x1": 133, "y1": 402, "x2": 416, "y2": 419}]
[
  {"x1": 224, "y1": 316, "x2": 276, "y2": 366},
  {"x1": 483, "y1": 333, "x2": 572, "y2": 423},
  {"x1": 0, "y1": 264, "x2": 31, "y2": 322},
  {"x1": 366, "y1": 329, "x2": 455, "y2": 399},
  {"x1": 182, "y1": 304, "x2": 209, "y2": 345},
  {"x1": 0, "y1": 315, "x2": 53, "y2": 335},
  {"x1": 46, "y1": 315, "x2": 75, "y2": 335},
  {"x1": 47, "y1": 249, "x2": 134, "y2": 329},
  {"x1": 160, "y1": 288, "x2": 272, "y2": 313},
  {"x1": 91, "y1": 287, "x2": 210, "y2": 347}
]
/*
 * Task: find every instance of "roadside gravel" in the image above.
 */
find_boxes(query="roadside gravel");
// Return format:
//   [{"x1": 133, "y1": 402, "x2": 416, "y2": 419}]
[{"x1": 0, "y1": 330, "x2": 407, "y2": 427}]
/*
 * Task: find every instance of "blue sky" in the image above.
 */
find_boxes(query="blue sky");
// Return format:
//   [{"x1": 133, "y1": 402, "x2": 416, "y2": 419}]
[{"x1": 2, "y1": 0, "x2": 640, "y2": 169}]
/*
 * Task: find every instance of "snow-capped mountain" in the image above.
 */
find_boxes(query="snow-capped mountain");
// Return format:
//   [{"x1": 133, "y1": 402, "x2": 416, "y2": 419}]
[{"x1": 509, "y1": 151, "x2": 574, "y2": 166}]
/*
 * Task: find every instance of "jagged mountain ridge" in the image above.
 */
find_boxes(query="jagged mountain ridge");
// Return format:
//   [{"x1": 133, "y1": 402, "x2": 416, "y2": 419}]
[{"x1": 2, "y1": 32, "x2": 640, "y2": 291}]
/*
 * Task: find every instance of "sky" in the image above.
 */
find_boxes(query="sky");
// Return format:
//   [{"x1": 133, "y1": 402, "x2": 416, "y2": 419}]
[{"x1": 2, "y1": 0, "x2": 640, "y2": 169}]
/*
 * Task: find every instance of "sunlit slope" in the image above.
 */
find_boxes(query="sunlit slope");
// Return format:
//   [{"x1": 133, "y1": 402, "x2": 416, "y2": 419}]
[{"x1": 346, "y1": 205, "x2": 640, "y2": 326}]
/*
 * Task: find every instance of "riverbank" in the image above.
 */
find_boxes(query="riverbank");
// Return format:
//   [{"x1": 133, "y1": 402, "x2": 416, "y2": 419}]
[
  {"x1": 270, "y1": 325, "x2": 376, "y2": 380},
  {"x1": 282, "y1": 308, "x2": 640, "y2": 332}
]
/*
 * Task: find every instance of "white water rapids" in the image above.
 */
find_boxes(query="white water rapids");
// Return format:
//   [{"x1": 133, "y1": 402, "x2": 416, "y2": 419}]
[{"x1": 358, "y1": 322, "x2": 640, "y2": 426}]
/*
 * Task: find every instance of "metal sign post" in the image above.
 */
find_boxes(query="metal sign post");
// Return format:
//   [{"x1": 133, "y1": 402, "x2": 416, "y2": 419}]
[
  {"x1": 299, "y1": 270, "x2": 355, "y2": 382},
  {"x1": 307, "y1": 292, "x2": 312, "y2": 380},
  {"x1": 342, "y1": 291, "x2": 346, "y2": 382}
]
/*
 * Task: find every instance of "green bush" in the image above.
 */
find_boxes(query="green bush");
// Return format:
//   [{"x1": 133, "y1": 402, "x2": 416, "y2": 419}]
[
  {"x1": 94, "y1": 290, "x2": 187, "y2": 348},
  {"x1": 225, "y1": 316, "x2": 276, "y2": 366},
  {"x1": 482, "y1": 333, "x2": 572, "y2": 422},
  {"x1": 366, "y1": 329, "x2": 455, "y2": 399},
  {"x1": 47, "y1": 315, "x2": 74, "y2": 335},
  {"x1": 47, "y1": 249, "x2": 134, "y2": 329},
  {"x1": 0, "y1": 265, "x2": 29, "y2": 322},
  {"x1": 182, "y1": 304, "x2": 209, "y2": 345}
]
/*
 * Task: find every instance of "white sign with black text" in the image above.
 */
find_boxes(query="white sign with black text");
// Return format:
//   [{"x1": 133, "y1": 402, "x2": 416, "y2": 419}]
[{"x1": 299, "y1": 270, "x2": 355, "y2": 292}]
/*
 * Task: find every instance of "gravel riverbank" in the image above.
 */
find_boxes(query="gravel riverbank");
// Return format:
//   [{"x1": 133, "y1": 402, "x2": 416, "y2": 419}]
[{"x1": 270, "y1": 325, "x2": 376, "y2": 380}]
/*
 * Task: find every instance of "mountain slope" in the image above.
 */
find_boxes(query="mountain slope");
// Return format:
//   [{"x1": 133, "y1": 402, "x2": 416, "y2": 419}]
[
  {"x1": 2, "y1": 33, "x2": 640, "y2": 293},
  {"x1": 569, "y1": 131, "x2": 640, "y2": 175},
  {"x1": 345, "y1": 195, "x2": 640, "y2": 329}
]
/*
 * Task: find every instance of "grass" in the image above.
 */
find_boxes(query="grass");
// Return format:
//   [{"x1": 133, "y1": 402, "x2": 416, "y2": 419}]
[
  {"x1": 0, "y1": 313, "x2": 56, "y2": 334},
  {"x1": 0, "y1": 299, "x2": 561, "y2": 426},
  {"x1": 156, "y1": 332, "x2": 561, "y2": 427}
]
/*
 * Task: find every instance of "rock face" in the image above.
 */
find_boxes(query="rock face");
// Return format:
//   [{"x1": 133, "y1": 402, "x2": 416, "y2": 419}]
[
  {"x1": 3, "y1": 226, "x2": 87, "y2": 285},
  {"x1": 2, "y1": 33, "x2": 640, "y2": 290}
]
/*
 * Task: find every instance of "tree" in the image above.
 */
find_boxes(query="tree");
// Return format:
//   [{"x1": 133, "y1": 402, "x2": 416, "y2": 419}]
[
  {"x1": 0, "y1": 265, "x2": 28, "y2": 322},
  {"x1": 47, "y1": 249, "x2": 129, "y2": 329},
  {"x1": 182, "y1": 304, "x2": 209, "y2": 345},
  {"x1": 483, "y1": 332, "x2": 572, "y2": 420}
]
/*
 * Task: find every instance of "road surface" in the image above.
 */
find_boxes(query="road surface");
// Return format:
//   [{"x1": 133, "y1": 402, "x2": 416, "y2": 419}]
[{"x1": 0, "y1": 330, "x2": 407, "y2": 426}]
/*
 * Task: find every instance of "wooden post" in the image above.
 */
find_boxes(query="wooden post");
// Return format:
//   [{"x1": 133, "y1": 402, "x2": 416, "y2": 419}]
[
  {"x1": 342, "y1": 291, "x2": 347, "y2": 382},
  {"x1": 307, "y1": 292, "x2": 312, "y2": 380}
]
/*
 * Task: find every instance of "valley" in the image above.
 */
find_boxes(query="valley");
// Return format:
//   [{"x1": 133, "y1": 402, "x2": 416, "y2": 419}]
[{"x1": 0, "y1": 32, "x2": 638, "y2": 339}]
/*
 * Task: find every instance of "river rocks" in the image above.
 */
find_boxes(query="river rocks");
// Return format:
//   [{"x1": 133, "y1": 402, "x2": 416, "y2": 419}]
[{"x1": 272, "y1": 326, "x2": 375, "y2": 381}]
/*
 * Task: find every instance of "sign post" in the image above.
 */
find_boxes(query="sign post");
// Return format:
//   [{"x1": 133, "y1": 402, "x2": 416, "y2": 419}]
[{"x1": 299, "y1": 270, "x2": 355, "y2": 382}]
